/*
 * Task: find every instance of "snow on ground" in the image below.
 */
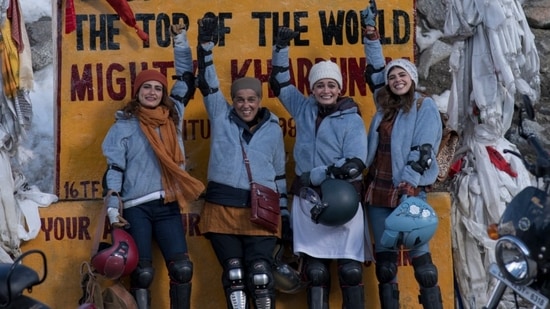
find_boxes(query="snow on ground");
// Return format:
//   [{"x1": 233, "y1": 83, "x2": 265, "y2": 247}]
[{"x1": 19, "y1": 0, "x2": 54, "y2": 192}]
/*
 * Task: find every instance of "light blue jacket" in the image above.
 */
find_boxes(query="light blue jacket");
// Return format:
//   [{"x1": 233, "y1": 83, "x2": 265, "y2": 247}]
[
  {"x1": 364, "y1": 38, "x2": 442, "y2": 187},
  {"x1": 271, "y1": 46, "x2": 368, "y2": 176},
  {"x1": 199, "y1": 43, "x2": 287, "y2": 207},
  {"x1": 102, "y1": 43, "x2": 193, "y2": 207}
]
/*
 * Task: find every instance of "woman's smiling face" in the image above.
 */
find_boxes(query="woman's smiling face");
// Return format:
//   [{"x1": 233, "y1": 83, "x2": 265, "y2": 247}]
[
  {"x1": 387, "y1": 66, "x2": 413, "y2": 96},
  {"x1": 312, "y1": 78, "x2": 340, "y2": 106},
  {"x1": 137, "y1": 80, "x2": 164, "y2": 108},
  {"x1": 233, "y1": 88, "x2": 261, "y2": 122}
]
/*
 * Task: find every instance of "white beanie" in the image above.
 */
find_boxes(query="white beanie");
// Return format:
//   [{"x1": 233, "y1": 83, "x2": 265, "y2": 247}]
[
  {"x1": 384, "y1": 58, "x2": 418, "y2": 86},
  {"x1": 308, "y1": 60, "x2": 343, "y2": 90}
]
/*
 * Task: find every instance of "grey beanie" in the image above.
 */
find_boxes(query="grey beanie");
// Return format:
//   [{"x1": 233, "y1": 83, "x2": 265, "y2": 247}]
[
  {"x1": 231, "y1": 77, "x2": 262, "y2": 98},
  {"x1": 384, "y1": 58, "x2": 419, "y2": 86},
  {"x1": 308, "y1": 60, "x2": 343, "y2": 90}
]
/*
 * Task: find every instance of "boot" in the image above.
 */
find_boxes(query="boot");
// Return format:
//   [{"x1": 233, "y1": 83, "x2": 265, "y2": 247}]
[
  {"x1": 132, "y1": 288, "x2": 150, "y2": 309},
  {"x1": 170, "y1": 283, "x2": 191, "y2": 309},
  {"x1": 418, "y1": 286, "x2": 443, "y2": 309},
  {"x1": 342, "y1": 285, "x2": 365, "y2": 309},
  {"x1": 378, "y1": 283, "x2": 399, "y2": 309},
  {"x1": 307, "y1": 286, "x2": 329, "y2": 309}
]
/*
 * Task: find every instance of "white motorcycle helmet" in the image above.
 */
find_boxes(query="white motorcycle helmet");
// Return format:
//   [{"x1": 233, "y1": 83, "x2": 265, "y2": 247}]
[{"x1": 380, "y1": 196, "x2": 438, "y2": 249}]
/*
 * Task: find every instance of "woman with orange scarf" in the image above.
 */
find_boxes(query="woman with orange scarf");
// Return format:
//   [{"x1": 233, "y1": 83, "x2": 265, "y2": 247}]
[{"x1": 101, "y1": 25, "x2": 204, "y2": 309}]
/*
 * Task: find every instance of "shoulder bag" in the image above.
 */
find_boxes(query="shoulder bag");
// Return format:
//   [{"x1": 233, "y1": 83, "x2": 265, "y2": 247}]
[{"x1": 240, "y1": 142, "x2": 280, "y2": 233}]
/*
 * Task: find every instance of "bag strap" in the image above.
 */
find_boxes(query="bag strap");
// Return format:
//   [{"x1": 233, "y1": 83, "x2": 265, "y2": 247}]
[
  {"x1": 415, "y1": 96, "x2": 426, "y2": 109},
  {"x1": 239, "y1": 141, "x2": 253, "y2": 183},
  {"x1": 79, "y1": 261, "x2": 101, "y2": 305},
  {"x1": 91, "y1": 191, "x2": 123, "y2": 258}
]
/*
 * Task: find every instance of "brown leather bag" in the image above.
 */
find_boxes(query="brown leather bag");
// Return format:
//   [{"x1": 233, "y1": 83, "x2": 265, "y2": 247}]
[
  {"x1": 103, "y1": 282, "x2": 138, "y2": 309},
  {"x1": 241, "y1": 143, "x2": 280, "y2": 233},
  {"x1": 250, "y1": 182, "x2": 280, "y2": 233}
]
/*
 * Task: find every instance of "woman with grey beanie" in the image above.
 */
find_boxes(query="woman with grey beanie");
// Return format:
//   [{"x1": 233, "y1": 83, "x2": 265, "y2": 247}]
[{"x1": 194, "y1": 13, "x2": 289, "y2": 309}]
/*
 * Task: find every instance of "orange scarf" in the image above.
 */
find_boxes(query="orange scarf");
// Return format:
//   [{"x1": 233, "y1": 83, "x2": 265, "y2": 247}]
[{"x1": 137, "y1": 106, "x2": 205, "y2": 211}]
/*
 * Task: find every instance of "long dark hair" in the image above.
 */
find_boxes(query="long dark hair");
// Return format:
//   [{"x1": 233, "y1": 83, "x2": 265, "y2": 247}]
[{"x1": 120, "y1": 88, "x2": 179, "y2": 125}]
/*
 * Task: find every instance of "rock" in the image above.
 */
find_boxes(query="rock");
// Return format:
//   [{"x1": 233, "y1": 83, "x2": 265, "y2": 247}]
[
  {"x1": 26, "y1": 17, "x2": 53, "y2": 71},
  {"x1": 524, "y1": 0, "x2": 550, "y2": 29},
  {"x1": 417, "y1": 39, "x2": 453, "y2": 81}
]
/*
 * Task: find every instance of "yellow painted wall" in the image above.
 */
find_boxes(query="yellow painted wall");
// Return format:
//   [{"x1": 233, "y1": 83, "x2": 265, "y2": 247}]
[
  {"x1": 38, "y1": 0, "x2": 455, "y2": 308},
  {"x1": 22, "y1": 192, "x2": 452, "y2": 308}
]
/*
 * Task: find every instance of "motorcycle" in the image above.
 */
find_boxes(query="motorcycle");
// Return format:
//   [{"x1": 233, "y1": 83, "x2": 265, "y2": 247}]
[
  {"x1": 0, "y1": 249, "x2": 49, "y2": 308},
  {"x1": 484, "y1": 96, "x2": 550, "y2": 309}
]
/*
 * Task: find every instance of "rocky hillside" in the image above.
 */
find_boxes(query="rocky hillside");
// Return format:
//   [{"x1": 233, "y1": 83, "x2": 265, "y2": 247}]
[{"x1": 415, "y1": 0, "x2": 550, "y2": 155}]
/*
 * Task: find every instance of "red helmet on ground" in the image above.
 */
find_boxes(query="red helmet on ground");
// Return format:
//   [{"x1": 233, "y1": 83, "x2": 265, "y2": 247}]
[{"x1": 91, "y1": 228, "x2": 138, "y2": 280}]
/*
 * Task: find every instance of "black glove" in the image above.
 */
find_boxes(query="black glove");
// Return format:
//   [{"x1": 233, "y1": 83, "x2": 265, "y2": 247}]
[
  {"x1": 275, "y1": 27, "x2": 299, "y2": 51},
  {"x1": 299, "y1": 172, "x2": 311, "y2": 187},
  {"x1": 327, "y1": 158, "x2": 366, "y2": 180},
  {"x1": 197, "y1": 12, "x2": 218, "y2": 43}
]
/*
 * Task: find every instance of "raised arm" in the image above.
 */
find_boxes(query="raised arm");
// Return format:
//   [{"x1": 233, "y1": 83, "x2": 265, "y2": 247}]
[
  {"x1": 169, "y1": 23, "x2": 196, "y2": 117},
  {"x1": 268, "y1": 27, "x2": 298, "y2": 96},
  {"x1": 268, "y1": 27, "x2": 310, "y2": 116},
  {"x1": 195, "y1": 13, "x2": 229, "y2": 117},
  {"x1": 361, "y1": 1, "x2": 386, "y2": 94}
]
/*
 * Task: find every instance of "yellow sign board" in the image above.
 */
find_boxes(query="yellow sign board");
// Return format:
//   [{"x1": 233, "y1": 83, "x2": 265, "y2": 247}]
[{"x1": 56, "y1": 0, "x2": 415, "y2": 199}]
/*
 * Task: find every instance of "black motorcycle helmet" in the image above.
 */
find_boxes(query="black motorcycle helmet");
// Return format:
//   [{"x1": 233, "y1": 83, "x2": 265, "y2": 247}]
[
  {"x1": 496, "y1": 186, "x2": 550, "y2": 285},
  {"x1": 299, "y1": 178, "x2": 359, "y2": 226},
  {"x1": 272, "y1": 242, "x2": 308, "y2": 294}
]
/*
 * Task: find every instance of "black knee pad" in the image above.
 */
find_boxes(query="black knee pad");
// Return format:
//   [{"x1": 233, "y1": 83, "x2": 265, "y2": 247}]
[
  {"x1": 222, "y1": 258, "x2": 245, "y2": 288},
  {"x1": 375, "y1": 252, "x2": 398, "y2": 284},
  {"x1": 131, "y1": 262, "x2": 155, "y2": 289},
  {"x1": 305, "y1": 259, "x2": 330, "y2": 287},
  {"x1": 168, "y1": 257, "x2": 193, "y2": 284},
  {"x1": 338, "y1": 259, "x2": 363, "y2": 286},
  {"x1": 412, "y1": 253, "x2": 438, "y2": 288},
  {"x1": 247, "y1": 259, "x2": 274, "y2": 290}
]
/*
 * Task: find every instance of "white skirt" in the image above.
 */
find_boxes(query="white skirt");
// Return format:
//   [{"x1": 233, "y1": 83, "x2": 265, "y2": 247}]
[{"x1": 291, "y1": 195, "x2": 374, "y2": 262}]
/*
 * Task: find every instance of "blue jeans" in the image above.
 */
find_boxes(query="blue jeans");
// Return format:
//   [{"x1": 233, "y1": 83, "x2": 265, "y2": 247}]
[{"x1": 124, "y1": 199, "x2": 188, "y2": 263}]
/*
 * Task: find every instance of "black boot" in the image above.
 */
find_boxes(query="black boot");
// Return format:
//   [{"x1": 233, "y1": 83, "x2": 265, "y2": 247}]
[
  {"x1": 132, "y1": 288, "x2": 150, "y2": 309},
  {"x1": 378, "y1": 283, "x2": 399, "y2": 309},
  {"x1": 342, "y1": 285, "x2": 365, "y2": 309},
  {"x1": 307, "y1": 286, "x2": 329, "y2": 309},
  {"x1": 170, "y1": 283, "x2": 191, "y2": 309},
  {"x1": 419, "y1": 286, "x2": 443, "y2": 309},
  {"x1": 412, "y1": 253, "x2": 442, "y2": 309}
]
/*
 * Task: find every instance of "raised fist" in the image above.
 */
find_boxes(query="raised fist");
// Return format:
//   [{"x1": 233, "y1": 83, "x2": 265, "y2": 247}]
[
  {"x1": 361, "y1": 0, "x2": 378, "y2": 28},
  {"x1": 171, "y1": 22, "x2": 189, "y2": 47},
  {"x1": 170, "y1": 21, "x2": 188, "y2": 36},
  {"x1": 197, "y1": 12, "x2": 218, "y2": 43},
  {"x1": 275, "y1": 27, "x2": 299, "y2": 51}
]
